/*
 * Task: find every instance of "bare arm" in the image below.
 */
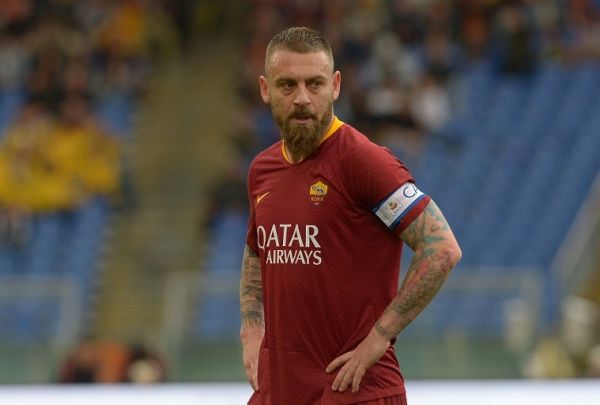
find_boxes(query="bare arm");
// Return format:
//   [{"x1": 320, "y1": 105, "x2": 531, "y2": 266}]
[
  {"x1": 327, "y1": 199, "x2": 461, "y2": 392},
  {"x1": 240, "y1": 245, "x2": 264, "y2": 391},
  {"x1": 375, "y1": 199, "x2": 462, "y2": 339},
  {"x1": 240, "y1": 244, "x2": 264, "y2": 332}
]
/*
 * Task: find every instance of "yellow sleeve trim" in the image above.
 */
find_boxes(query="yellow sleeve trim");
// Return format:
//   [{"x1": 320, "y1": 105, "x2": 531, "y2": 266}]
[{"x1": 281, "y1": 116, "x2": 345, "y2": 164}]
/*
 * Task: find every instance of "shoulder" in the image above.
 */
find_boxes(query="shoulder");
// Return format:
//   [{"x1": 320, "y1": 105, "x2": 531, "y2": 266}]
[
  {"x1": 336, "y1": 123, "x2": 372, "y2": 150},
  {"x1": 335, "y1": 123, "x2": 404, "y2": 168},
  {"x1": 332, "y1": 122, "x2": 415, "y2": 207},
  {"x1": 247, "y1": 141, "x2": 283, "y2": 185},
  {"x1": 249, "y1": 141, "x2": 282, "y2": 172}
]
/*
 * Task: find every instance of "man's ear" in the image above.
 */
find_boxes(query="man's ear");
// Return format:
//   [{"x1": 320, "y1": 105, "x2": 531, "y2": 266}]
[
  {"x1": 332, "y1": 71, "x2": 341, "y2": 101},
  {"x1": 259, "y1": 76, "x2": 270, "y2": 103}
]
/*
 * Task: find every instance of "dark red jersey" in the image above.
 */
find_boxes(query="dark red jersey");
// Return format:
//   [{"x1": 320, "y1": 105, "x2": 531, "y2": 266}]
[{"x1": 246, "y1": 117, "x2": 430, "y2": 404}]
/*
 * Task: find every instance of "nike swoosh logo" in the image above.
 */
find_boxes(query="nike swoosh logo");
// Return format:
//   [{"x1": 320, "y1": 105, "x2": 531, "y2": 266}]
[{"x1": 256, "y1": 192, "x2": 270, "y2": 205}]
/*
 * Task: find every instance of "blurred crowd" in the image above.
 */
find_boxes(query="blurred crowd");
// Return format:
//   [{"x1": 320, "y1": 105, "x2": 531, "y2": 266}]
[
  {"x1": 217, "y1": 0, "x2": 600, "y2": 212},
  {"x1": 0, "y1": 0, "x2": 194, "y2": 246},
  {"x1": 59, "y1": 339, "x2": 168, "y2": 383}
]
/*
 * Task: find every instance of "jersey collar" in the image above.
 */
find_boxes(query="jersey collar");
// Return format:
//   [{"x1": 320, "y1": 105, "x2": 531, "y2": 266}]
[{"x1": 281, "y1": 116, "x2": 344, "y2": 164}]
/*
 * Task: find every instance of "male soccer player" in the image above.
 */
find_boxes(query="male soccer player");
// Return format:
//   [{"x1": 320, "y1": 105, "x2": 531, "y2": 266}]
[{"x1": 240, "y1": 27, "x2": 461, "y2": 404}]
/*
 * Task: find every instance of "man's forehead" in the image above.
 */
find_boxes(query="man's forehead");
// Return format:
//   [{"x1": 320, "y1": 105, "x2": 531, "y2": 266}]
[{"x1": 267, "y1": 50, "x2": 333, "y2": 77}]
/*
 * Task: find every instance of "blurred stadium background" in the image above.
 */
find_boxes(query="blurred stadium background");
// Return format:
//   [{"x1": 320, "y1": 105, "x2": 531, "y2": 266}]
[{"x1": 0, "y1": 0, "x2": 600, "y2": 402}]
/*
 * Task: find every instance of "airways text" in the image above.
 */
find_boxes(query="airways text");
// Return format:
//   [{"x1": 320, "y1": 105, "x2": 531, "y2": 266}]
[{"x1": 257, "y1": 224, "x2": 322, "y2": 266}]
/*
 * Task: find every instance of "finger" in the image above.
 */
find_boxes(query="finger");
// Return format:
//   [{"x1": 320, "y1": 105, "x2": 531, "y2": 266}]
[
  {"x1": 331, "y1": 364, "x2": 348, "y2": 391},
  {"x1": 338, "y1": 363, "x2": 356, "y2": 392},
  {"x1": 326, "y1": 352, "x2": 352, "y2": 373},
  {"x1": 351, "y1": 367, "x2": 366, "y2": 393}
]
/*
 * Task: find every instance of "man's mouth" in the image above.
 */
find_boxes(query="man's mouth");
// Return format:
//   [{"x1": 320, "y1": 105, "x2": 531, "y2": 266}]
[{"x1": 290, "y1": 114, "x2": 315, "y2": 124}]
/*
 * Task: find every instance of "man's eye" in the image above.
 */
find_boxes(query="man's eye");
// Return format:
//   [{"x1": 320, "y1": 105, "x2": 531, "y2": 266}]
[
  {"x1": 281, "y1": 82, "x2": 294, "y2": 90},
  {"x1": 310, "y1": 81, "x2": 323, "y2": 88}
]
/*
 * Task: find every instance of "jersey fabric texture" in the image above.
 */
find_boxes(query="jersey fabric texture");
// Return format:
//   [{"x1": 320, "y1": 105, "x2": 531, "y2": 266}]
[{"x1": 246, "y1": 117, "x2": 430, "y2": 404}]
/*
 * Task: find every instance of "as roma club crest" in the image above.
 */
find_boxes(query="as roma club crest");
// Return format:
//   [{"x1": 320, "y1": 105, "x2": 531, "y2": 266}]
[{"x1": 309, "y1": 180, "x2": 328, "y2": 205}]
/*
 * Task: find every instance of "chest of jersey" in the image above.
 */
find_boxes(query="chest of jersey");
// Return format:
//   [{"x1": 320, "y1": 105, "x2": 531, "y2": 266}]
[{"x1": 252, "y1": 157, "x2": 354, "y2": 267}]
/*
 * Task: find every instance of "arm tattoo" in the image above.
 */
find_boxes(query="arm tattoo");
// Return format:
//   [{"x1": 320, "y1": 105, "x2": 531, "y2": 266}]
[
  {"x1": 240, "y1": 245, "x2": 264, "y2": 330},
  {"x1": 375, "y1": 322, "x2": 394, "y2": 339},
  {"x1": 374, "y1": 200, "x2": 460, "y2": 340}
]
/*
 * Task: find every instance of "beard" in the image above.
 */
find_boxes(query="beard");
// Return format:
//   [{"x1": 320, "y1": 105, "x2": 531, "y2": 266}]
[{"x1": 273, "y1": 101, "x2": 333, "y2": 161}]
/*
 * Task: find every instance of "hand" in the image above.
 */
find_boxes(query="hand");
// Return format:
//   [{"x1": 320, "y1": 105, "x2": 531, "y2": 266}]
[
  {"x1": 326, "y1": 329, "x2": 390, "y2": 393},
  {"x1": 241, "y1": 328, "x2": 264, "y2": 391}
]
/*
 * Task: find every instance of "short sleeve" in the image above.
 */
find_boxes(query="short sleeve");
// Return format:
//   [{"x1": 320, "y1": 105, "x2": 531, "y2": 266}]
[{"x1": 342, "y1": 140, "x2": 430, "y2": 233}]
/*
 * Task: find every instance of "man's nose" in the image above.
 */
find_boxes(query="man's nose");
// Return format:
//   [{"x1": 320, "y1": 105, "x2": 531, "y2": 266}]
[{"x1": 294, "y1": 84, "x2": 311, "y2": 106}]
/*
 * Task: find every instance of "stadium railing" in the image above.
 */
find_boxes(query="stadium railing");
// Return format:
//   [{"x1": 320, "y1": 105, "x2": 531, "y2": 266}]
[
  {"x1": 160, "y1": 266, "x2": 543, "y2": 379},
  {"x1": 0, "y1": 276, "x2": 82, "y2": 348},
  {"x1": 552, "y1": 172, "x2": 600, "y2": 295}
]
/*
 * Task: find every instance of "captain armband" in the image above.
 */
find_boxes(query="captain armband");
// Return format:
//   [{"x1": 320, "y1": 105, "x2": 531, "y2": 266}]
[{"x1": 373, "y1": 182, "x2": 427, "y2": 229}]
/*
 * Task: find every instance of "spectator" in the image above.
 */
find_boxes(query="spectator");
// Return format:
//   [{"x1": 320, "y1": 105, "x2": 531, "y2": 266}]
[
  {"x1": 0, "y1": 93, "x2": 121, "y2": 215},
  {"x1": 493, "y1": 2, "x2": 537, "y2": 75},
  {"x1": 125, "y1": 343, "x2": 168, "y2": 384},
  {"x1": 47, "y1": 93, "x2": 121, "y2": 201},
  {"x1": 364, "y1": 73, "x2": 406, "y2": 125},
  {"x1": 410, "y1": 70, "x2": 450, "y2": 133},
  {"x1": 457, "y1": 2, "x2": 492, "y2": 62},
  {"x1": 59, "y1": 339, "x2": 131, "y2": 383},
  {"x1": 0, "y1": 31, "x2": 30, "y2": 90},
  {"x1": 59, "y1": 339, "x2": 168, "y2": 384},
  {"x1": 564, "y1": 0, "x2": 600, "y2": 62}
]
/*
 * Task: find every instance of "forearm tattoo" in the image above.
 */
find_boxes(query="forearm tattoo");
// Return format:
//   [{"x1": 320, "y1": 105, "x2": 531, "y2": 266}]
[
  {"x1": 240, "y1": 245, "x2": 264, "y2": 329},
  {"x1": 375, "y1": 201, "x2": 459, "y2": 340}
]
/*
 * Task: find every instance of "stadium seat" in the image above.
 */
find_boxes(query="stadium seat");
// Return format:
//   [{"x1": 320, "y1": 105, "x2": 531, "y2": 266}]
[{"x1": 407, "y1": 63, "x2": 600, "y2": 334}]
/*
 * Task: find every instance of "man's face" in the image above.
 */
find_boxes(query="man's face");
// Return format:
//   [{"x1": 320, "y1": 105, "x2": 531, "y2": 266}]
[{"x1": 259, "y1": 50, "x2": 341, "y2": 160}]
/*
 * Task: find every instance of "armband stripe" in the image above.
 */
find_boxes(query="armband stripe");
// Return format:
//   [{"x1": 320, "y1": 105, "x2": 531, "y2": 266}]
[{"x1": 388, "y1": 194, "x2": 426, "y2": 229}]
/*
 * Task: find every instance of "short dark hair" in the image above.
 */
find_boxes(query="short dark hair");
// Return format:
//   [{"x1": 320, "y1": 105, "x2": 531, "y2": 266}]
[{"x1": 265, "y1": 27, "x2": 334, "y2": 73}]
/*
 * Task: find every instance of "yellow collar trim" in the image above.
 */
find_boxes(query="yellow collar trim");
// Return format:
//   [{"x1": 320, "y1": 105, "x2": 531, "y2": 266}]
[
  {"x1": 321, "y1": 116, "x2": 344, "y2": 143},
  {"x1": 281, "y1": 116, "x2": 344, "y2": 164}
]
